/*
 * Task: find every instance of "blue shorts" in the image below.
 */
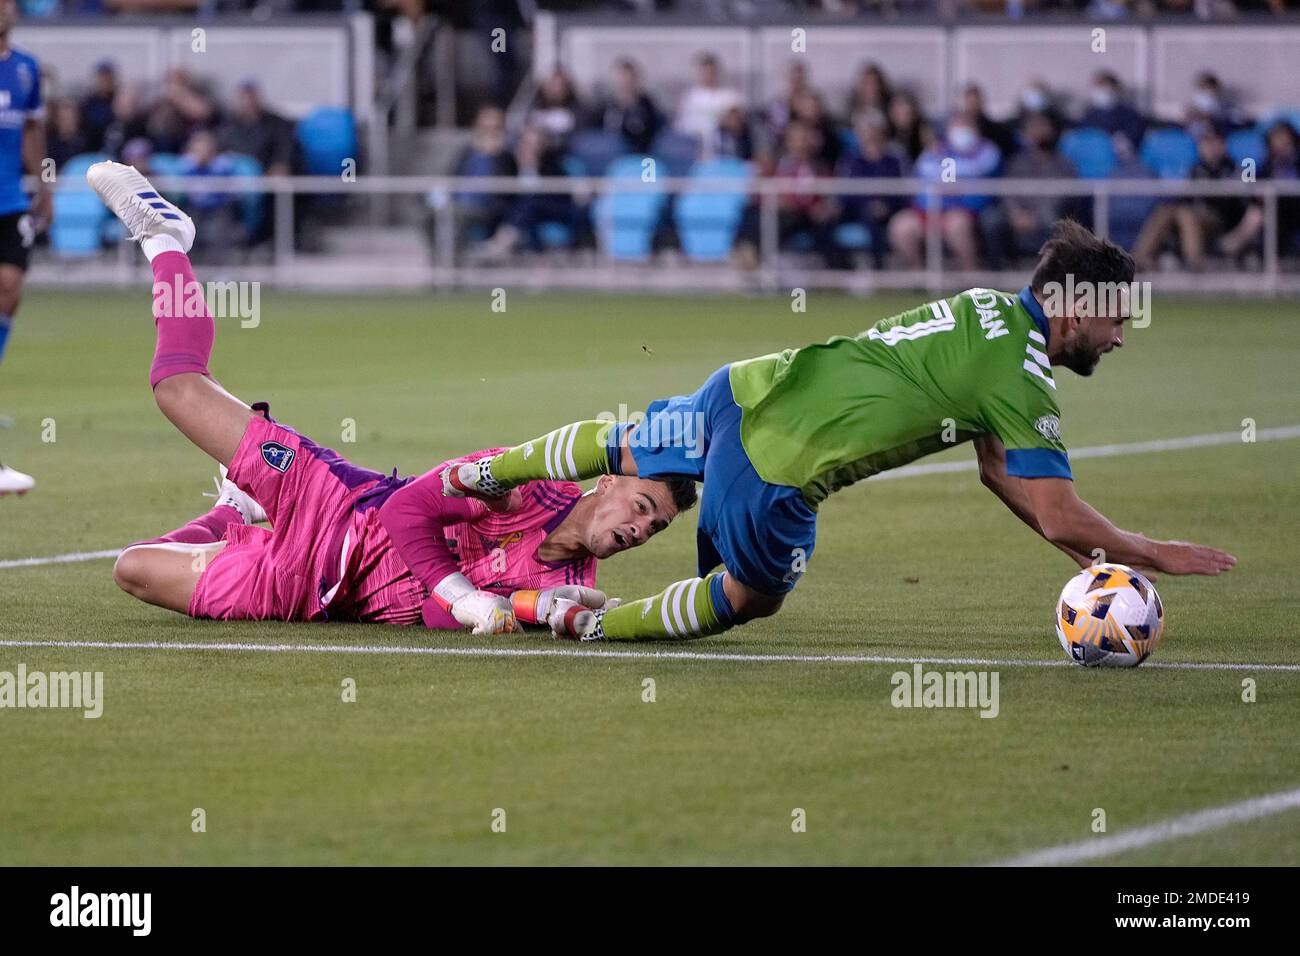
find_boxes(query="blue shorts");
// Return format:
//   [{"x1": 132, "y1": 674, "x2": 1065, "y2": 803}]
[{"x1": 625, "y1": 365, "x2": 817, "y2": 596}]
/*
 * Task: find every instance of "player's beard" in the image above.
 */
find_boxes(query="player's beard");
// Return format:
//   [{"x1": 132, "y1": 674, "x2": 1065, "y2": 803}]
[{"x1": 1062, "y1": 342, "x2": 1101, "y2": 376}]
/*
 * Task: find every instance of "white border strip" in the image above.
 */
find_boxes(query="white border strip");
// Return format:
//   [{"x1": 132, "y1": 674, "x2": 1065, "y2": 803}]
[
  {"x1": 0, "y1": 639, "x2": 1297, "y2": 671},
  {"x1": 3, "y1": 425, "x2": 1297, "y2": 570},
  {"x1": 989, "y1": 785, "x2": 1300, "y2": 866}
]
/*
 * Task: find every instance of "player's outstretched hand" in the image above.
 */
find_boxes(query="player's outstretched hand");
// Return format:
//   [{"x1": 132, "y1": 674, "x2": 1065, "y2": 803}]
[
  {"x1": 1154, "y1": 540, "x2": 1238, "y2": 576},
  {"x1": 450, "y1": 590, "x2": 522, "y2": 635},
  {"x1": 510, "y1": 585, "x2": 613, "y2": 629},
  {"x1": 546, "y1": 598, "x2": 600, "y2": 641}
]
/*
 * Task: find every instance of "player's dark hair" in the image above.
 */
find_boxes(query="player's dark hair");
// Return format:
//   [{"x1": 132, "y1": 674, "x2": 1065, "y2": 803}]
[
  {"x1": 657, "y1": 477, "x2": 698, "y2": 514},
  {"x1": 1030, "y1": 219, "x2": 1135, "y2": 295}
]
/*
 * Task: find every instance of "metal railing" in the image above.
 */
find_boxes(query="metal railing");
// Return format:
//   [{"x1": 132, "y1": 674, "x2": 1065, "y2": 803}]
[{"x1": 33, "y1": 173, "x2": 1300, "y2": 295}]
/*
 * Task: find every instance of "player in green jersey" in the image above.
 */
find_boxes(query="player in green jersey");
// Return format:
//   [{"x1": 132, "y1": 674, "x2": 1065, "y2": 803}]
[{"x1": 442, "y1": 220, "x2": 1237, "y2": 641}]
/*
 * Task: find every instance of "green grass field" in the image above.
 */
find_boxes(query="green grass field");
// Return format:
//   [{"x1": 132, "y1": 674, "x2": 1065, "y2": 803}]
[{"x1": 1, "y1": 287, "x2": 1297, "y2": 865}]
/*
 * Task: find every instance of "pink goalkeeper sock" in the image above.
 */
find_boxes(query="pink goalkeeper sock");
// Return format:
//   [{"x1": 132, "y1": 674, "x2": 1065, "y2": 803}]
[
  {"x1": 149, "y1": 250, "x2": 213, "y2": 390},
  {"x1": 127, "y1": 504, "x2": 242, "y2": 550}
]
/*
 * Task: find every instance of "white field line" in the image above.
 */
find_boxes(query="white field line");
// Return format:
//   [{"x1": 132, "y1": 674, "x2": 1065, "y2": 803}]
[
  {"x1": 0, "y1": 548, "x2": 121, "y2": 570},
  {"x1": 874, "y1": 424, "x2": 1300, "y2": 480},
  {"x1": 988, "y1": 785, "x2": 1300, "y2": 867},
  {"x1": 0, "y1": 639, "x2": 1297, "y2": 671},
  {"x1": 4, "y1": 425, "x2": 1296, "y2": 572}
]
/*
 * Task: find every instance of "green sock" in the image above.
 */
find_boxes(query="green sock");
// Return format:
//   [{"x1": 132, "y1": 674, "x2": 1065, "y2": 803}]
[
  {"x1": 489, "y1": 420, "x2": 614, "y2": 487},
  {"x1": 595, "y1": 572, "x2": 735, "y2": 641}
]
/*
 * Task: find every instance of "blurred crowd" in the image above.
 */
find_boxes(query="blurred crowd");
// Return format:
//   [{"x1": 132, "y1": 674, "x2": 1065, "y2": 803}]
[
  {"x1": 444, "y1": 54, "x2": 1300, "y2": 271},
  {"x1": 46, "y1": 61, "x2": 304, "y2": 257}
]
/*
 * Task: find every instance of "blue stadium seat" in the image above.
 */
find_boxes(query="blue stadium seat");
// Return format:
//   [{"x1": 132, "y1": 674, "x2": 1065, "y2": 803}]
[
  {"x1": 1227, "y1": 128, "x2": 1267, "y2": 166},
  {"x1": 537, "y1": 222, "x2": 573, "y2": 249},
  {"x1": 296, "y1": 107, "x2": 357, "y2": 176},
  {"x1": 1059, "y1": 128, "x2": 1116, "y2": 179},
  {"x1": 1140, "y1": 128, "x2": 1198, "y2": 179},
  {"x1": 50, "y1": 153, "x2": 111, "y2": 257},
  {"x1": 1106, "y1": 158, "x2": 1157, "y2": 252},
  {"x1": 1258, "y1": 112, "x2": 1300, "y2": 137},
  {"x1": 674, "y1": 157, "x2": 751, "y2": 261},
  {"x1": 839, "y1": 127, "x2": 862, "y2": 160},
  {"x1": 592, "y1": 154, "x2": 667, "y2": 261},
  {"x1": 149, "y1": 152, "x2": 186, "y2": 177},
  {"x1": 219, "y1": 152, "x2": 267, "y2": 239},
  {"x1": 833, "y1": 222, "x2": 871, "y2": 250},
  {"x1": 650, "y1": 130, "x2": 702, "y2": 178},
  {"x1": 566, "y1": 129, "x2": 630, "y2": 178}
]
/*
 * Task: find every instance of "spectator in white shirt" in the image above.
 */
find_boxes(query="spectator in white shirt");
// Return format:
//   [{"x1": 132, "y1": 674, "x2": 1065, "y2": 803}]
[{"x1": 677, "y1": 52, "x2": 742, "y2": 143}]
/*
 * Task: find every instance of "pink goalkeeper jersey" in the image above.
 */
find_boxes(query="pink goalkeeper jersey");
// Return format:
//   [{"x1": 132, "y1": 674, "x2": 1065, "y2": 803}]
[{"x1": 331, "y1": 448, "x2": 596, "y2": 628}]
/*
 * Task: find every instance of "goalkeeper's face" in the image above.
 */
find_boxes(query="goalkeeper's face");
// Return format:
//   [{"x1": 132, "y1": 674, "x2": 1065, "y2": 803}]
[{"x1": 584, "y1": 475, "x2": 680, "y2": 558}]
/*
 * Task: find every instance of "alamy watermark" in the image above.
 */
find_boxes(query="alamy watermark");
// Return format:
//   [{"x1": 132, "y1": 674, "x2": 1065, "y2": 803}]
[
  {"x1": 153, "y1": 276, "x2": 261, "y2": 328},
  {"x1": 1040, "y1": 276, "x2": 1152, "y2": 328},
  {"x1": 596, "y1": 403, "x2": 706, "y2": 460},
  {"x1": 890, "y1": 664, "x2": 999, "y2": 718},
  {"x1": 0, "y1": 664, "x2": 103, "y2": 718},
  {"x1": 50, "y1": 886, "x2": 150, "y2": 936}
]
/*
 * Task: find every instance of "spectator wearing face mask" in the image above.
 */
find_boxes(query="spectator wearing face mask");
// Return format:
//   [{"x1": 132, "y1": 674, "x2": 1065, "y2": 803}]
[
  {"x1": 981, "y1": 111, "x2": 1077, "y2": 269},
  {"x1": 889, "y1": 115, "x2": 1001, "y2": 272},
  {"x1": 1080, "y1": 71, "x2": 1146, "y2": 152},
  {"x1": 1184, "y1": 72, "x2": 1249, "y2": 140},
  {"x1": 1015, "y1": 79, "x2": 1065, "y2": 132}
]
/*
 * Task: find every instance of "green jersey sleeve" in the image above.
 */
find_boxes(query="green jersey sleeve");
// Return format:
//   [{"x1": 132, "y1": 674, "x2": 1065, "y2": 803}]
[{"x1": 979, "y1": 329, "x2": 1073, "y2": 480}]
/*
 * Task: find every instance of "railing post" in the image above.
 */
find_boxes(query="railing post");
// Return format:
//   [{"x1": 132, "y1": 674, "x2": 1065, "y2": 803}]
[
  {"x1": 274, "y1": 186, "x2": 296, "y2": 278},
  {"x1": 1093, "y1": 184, "x2": 1110, "y2": 242},
  {"x1": 924, "y1": 187, "x2": 942, "y2": 291},
  {"x1": 438, "y1": 186, "x2": 455, "y2": 279},
  {"x1": 760, "y1": 185, "x2": 778, "y2": 292},
  {"x1": 1263, "y1": 187, "x2": 1279, "y2": 295}
]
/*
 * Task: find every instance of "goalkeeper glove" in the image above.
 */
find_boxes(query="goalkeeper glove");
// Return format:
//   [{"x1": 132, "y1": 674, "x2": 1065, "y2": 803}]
[{"x1": 434, "y1": 573, "x2": 520, "y2": 635}]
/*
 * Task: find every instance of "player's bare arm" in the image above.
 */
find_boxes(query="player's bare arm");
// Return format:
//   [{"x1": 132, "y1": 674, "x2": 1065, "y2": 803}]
[
  {"x1": 1021, "y1": 476, "x2": 1236, "y2": 576},
  {"x1": 974, "y1": 433, "x2": 1092, "y2": 568}
]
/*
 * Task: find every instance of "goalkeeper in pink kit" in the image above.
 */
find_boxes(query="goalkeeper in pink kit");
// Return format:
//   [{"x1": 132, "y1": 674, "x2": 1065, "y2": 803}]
[{"x1": 90, "y1": 162, "x2": 694, "y2": 634}]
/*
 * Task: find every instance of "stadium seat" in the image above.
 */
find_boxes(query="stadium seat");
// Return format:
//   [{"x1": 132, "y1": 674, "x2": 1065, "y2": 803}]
[
  {"x1": 839, "y1": 127, "x2": 862, "y2": 160},
  {"x1": 674, "y1": 157, "x2": 751, "y2": 262},
  {"x1": 833, "y1": 222, "x2": 871, "y2": 250},
  {"x1": 296, "y1": 107, "x2": 357, "y2": 176},
  {"x1": 649, "y1": 130, "x2": 702, "y2": 178},
  {"x1": 50, "y1": 153, "x2": 111, "y2": 257},
  {"x1": 592, "y1": 154, "x2": 667, "y2": 261},
  {"x1": 220, "y1": 152, "x2": 267, "y2": 239},
  {"x1": 1106, "y1": 159, "x2": 1158, "y2": 252},
  {"x1": 1059, "y1": 128, "x2": 1117, "y2": 179},
  {"x1": 1139, "y1": 128, "x2": 1198, "y2": 179},
  {"x1": 1227, "y1": 128, "x2": 1267, "y2": 165},
  {"x1": 565, "y1": 129, "x2": 630, "y2": 178}
]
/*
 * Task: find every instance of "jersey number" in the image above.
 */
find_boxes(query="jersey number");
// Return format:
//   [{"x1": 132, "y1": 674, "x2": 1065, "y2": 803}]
[{"x1": 867, "y1": 299, "x2": 957, "y2": 347}]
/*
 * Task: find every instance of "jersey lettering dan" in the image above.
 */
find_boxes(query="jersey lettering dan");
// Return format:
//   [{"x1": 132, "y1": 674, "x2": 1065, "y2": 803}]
[
  {"x1": 727, "y1": 286, "x2": 1070, "y2": 505},
  {"x1": 0, "y1": 49, "x2": 41, "y2": 216}
]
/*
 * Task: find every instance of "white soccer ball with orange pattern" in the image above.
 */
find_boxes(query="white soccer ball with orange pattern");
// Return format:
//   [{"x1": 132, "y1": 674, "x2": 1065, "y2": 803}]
[{"x1": 1055, "y1": 563, "x2": 1164, "y2": 668}]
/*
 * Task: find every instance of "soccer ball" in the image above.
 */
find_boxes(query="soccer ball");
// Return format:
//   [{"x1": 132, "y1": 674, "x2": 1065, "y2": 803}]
[{"x1": 1055, "y1": 563, "x2": 1164, "y2": 668}]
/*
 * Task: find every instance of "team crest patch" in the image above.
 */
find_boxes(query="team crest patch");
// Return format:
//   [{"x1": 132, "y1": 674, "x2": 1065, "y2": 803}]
[
  {"x1": 1034, "y1": 415, "x2": 1062, "y2": 442},
  {"x1": 260, "y1": 441, "x2": 295, "y2": 473}
]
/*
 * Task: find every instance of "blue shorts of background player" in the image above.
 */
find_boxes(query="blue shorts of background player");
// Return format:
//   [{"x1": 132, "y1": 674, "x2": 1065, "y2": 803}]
[{"x1": 608, "y1": 365, "x2": 817, "y2": 597}]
